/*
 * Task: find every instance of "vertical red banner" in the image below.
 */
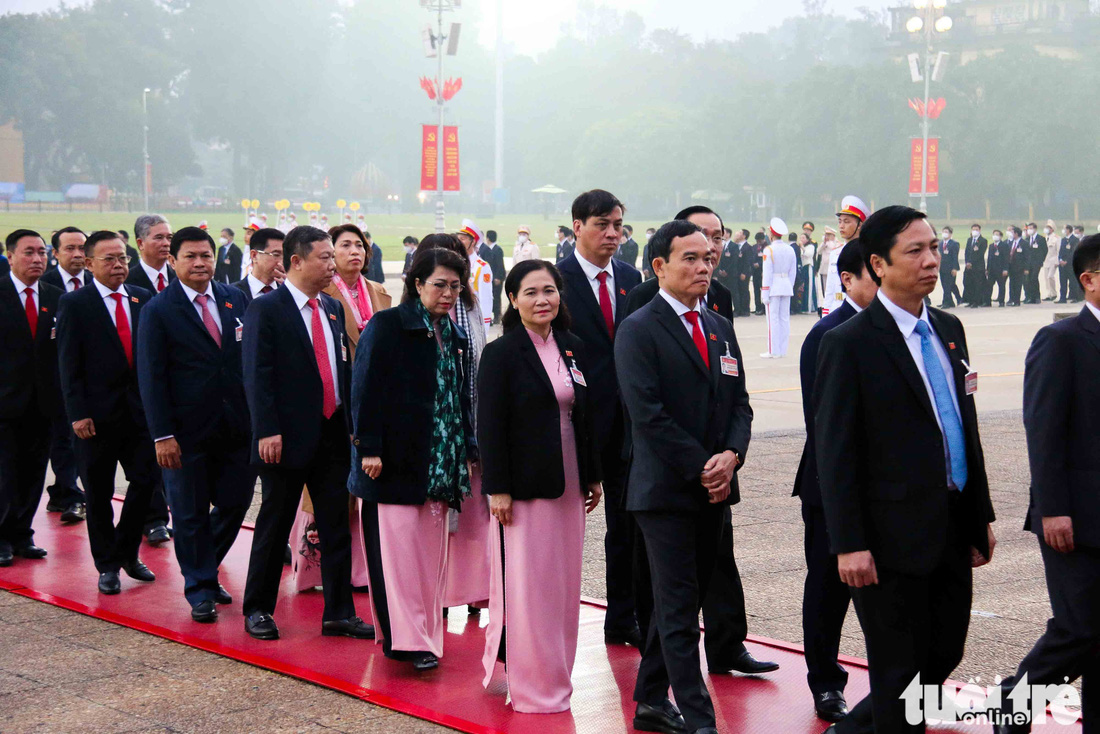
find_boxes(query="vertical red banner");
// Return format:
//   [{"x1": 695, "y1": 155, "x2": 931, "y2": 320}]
[
  {"x1": 926, "y1": 138, "x2": 939, "y2": 195},
  {"x1": 420, "y1": 125, "x2": 438, "y2": 191},
  {"x1": 442, "y1": 125, "x2": 460, "y2": 192},
  {"x1": 909, "y1": 137, "x2": 940, "y2": 196}
]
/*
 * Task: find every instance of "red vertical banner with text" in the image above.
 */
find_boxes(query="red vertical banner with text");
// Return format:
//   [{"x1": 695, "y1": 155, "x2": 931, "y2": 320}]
[
  {"x1": 420, "y1": 125, "x2": 438, "y2": 191},
  {"x1": 926, "y1": 138, "x2": 939, "y2": 195},
  {"x1": 909, "y1": 137, "x2": 940, "y2": 196},
  {"x1": 442, "y1": 125, "x2": 460, "y2": 192}
]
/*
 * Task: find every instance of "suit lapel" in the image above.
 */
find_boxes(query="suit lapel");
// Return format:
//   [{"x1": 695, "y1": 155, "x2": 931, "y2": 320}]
[
  {"x1": 612, "y1": 260, "x2": 630, "y2": 329},
  {"x1": 701, "y1": 310, "x2": 722, "y2": 390},
  {"x1": 562, "y1": 257, "x2": 611, "y2": 345},
  {"x1": 518, "y1": 329, "x2": 555, "y2": 398},
  {"x1": 928, "y1": 310, "x2": 970, "y2": 410},
  {"x1": 869, "y1": 299, "x2": 937, "y2": 422},
  {"x1": 653, "y1": 297, "x2": 710, "y2": 379},
  {"x1": 281, "y1": 288, "x2": 318, "y2": 376},
  {"x1": 171, "y1": 282, "x2": 218, "y2": 349},
  {"x1": 1078, "y1": 308, "x2": 1100, "y2": 358},
  {"x1": 214, "y1": 286, "x2": 238, "y2": 350},
  {"x1": 1, "y1": 279, "x2": 33, "y2": 342},
  {"x1": 323, "y1": 297, "x2": 345, "y2": 392},
  {"x1": 92, "y1": 287, "x2": 130, "y2": 361}
]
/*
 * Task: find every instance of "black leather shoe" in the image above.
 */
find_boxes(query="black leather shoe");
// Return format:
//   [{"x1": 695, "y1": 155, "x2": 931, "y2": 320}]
[
  {"x1": 633, "y1": 699, "x2": 687, "y2": 733},
  {"x1": 60, "y1": 503, "x2": 86, "y2": 524},
  {"x1": 245, "y1": 611, "x2": 279, "y2": 639},
  {"x1": 98, "y1": 570, "x2": 121, "y2": 595},
  {"x1": 814, "y1": 690, "x2": 848, "y2": 722},
  {"x1": 13, "y1": 544, "x2": 47, "y2": 559},
  {"x1": 191, "y1": 600, "x2": 218, "y2": 623},
  {"x1": 214, "y1": 584, "x2": 232, "y2": 605},
  {"x1": 46, "y1": 500, "x2": 66, "y2": 512},
  {"x1": 284, "y1": 543, "x2": 292, "y2": 565},
  {"x1": 122, "y1": 560, "x2": 155, "y2": 582},
  {"x1": 604, "y1": 626, "x2": 643, "y2": 647},
  {"x1": 321, "y1": 616, "x2": 375, "y2": 639},
  {"x1": 0, "y1": 544, "x2": 12, "y2": 567},
  {"x1": 411, "y1": 652, "x2": 439, "y2": 671},
  {"x1": 145, "y1": 526, "x2": 171, "y2": 545},
  {"x1": 712, "y1": 649, "x2": 780, "y2": 675}
]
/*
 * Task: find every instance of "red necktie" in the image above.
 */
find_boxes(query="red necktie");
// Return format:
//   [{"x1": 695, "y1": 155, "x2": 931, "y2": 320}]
[
  {"x1": 109, "y1": 293, "x2": 133, "y2": 366},
  {"x1": 261, "y1": 285, "x2": 272, "y2": 294},
  {"x1": 308, "y1": 299, "x2": 337, "y2": 418},
  {"x1": 156, "y1": 273, "x2": 166, "y2": 292},
  {"x1": 194, "y1": 294, "x2": 222, "y2": 348},
  {"x1": 24, "y1": 288, "x2": 37, "y2": 338},
  {"x1": 70, "y1": 277, "x2": 81, "y2": 291},
  {"x1": 596, "y1": 271, "x2": 614, "y2": 338},
  {"x1": 684, "y1": 311, "x2": 710, "y2": 368}
]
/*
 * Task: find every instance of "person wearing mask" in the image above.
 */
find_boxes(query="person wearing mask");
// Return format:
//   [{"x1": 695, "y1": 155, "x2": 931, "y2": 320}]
[
  {"x1": 760, "y1": 219, "x2": 797, "y2": 359},
  {"x1": 821, "y1": 196, "x2": 869, "y2": 316},
  {"x1": 401, "y1": 236, "x2": 418, "y2": 278},
  {"x1": 1041, "y1": 220, "x2": 1059, "y2": 302},
  {"x1": 962, "y1": 224, "x2": 988, "y2": 308},
  {"x1": 234, "y1": 228, "x2": 285, "y2": 308},
  {"x1": 214, "y1": 228, "x2": 243, "y2": 284},
  {"x1": 478, "y1": 259, "x2": 603, "y2": 713},
  {"x1": 616, "y1": 224, "x2": 639, "y2": 267},
  {"x1": 363, "y1": 231, "x2": 385, "y2": 285},
  {"x1": 938, "y1": 226, "x2": 961, "y2": 309},
  {"x1": 350, "y1": 247, "x2": 477, "y2": 671},
  {"x1": 735, "y1": 229, "x2": 755, "y2": 318},
  {"x1": 715, "y1": 228, "x2": 740, "y2": 311},
  {"x1": 0, "y1": 230, "x2": 63, "y2": 566},
  {"x1": 1021, "y1": 222, "x2": 1046, "y2": 305},
  {"x1": 1008, "y1": 226, "x2": 1028, "y2": 307},
  {"x1": 987, "y1": 230, "x2": 1009, "y2": 308},
  {"x1": 640, "y1": 227, "x2": 657, "y2": 280},
  {"x1": 513, "y1": 225, "x2": 541, "y2": 264},
  {"x1": 751, "y1": 233, "x2": 767, "y2": 315},
  {"x1": 1057, "y1": 224, "x2": 1079, "y2": 304},
  {"x1": 57, "y1": 231, "x2": 157, "y2": 594}
]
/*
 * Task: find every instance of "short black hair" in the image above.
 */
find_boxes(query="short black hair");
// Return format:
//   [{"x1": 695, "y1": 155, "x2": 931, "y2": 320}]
[
  {"x1": 51, "y1": 226, "x2": 86, "y2": 249},
  {"x1": 84, "y1": 230, "x2": 124, "y2": 257},
  {"x1": 283, "y1": 226, "x2": 330, "y2": 271},
  {"x1": 942, "y1": 225, "x2": 953, "y2": 234},
  {"x1": 1074, "y1": 225, "x2": 1084, "y2": 232},
  {"x1": 403, "y1": 246, "x2": 468, "y2": 304},
  {"x1": 250, "y1": 228, "x2": 284, "y2": 253},
  {"x1": 741, "y1": 229, "x2": 750, "y2": 238},
  {"x1": 723, "y1": 227, "x2": 732, "y2": 237},
  {"x1": 571, "y1": 189, "x2": 625, "y2": 223},
  {"x1": 675, "y1": 205, "x2": 724, "y2": 237},
  {"x1": 222, "y1": 227, "x2": 234, "y2": 238},
  {"x1": 859, "y1": 205, "x2": 929, "y2": 286},
  {"x1": 836, "y1": 238, "x2": 866, "y2": 292},
  {"x1": 362, "y1": 231, "x2": 372, "y2": 241},
  {"x1": 117, "y1": 229, "x2": 129, "y2": 241},
  {"x1": 1027, "y1": 222, "x2": 1037, "y2": 229},
  {"x1": 402, "y1": 235, "x2": 419, "y2": 245},
  {"x1": 419, "y1": 232, "x2": 474, "y2": 308},
  {"x1": 5, "y1": 229, "x2": 43, "y2": 251},
  {"x1": 788, "y1": 233, "x2": 797, "y2": 242},
  {"x1": 623, "y1": 224, "x2": 633, "y2": 236},
  {"x1": 754, "y1": 232, "x2": 766, "y2": 243},
  {"x1": 1073, "y1": 234, "x2": 1100, "y2": 282},
  {"x1": 170, "y1": 226, "x2": 216, "y2": 258},
  {"x1": 558, "y1": 225, "x2": 572, "y2": 238},
  {"x1": 485, "y1": 230, "x2": 497, "y2": 243},
  {"x1": 971, "y1": 223, "x2": 982, "y2": 230},
  {"x1": 501, "y1": 260, "x2": 572, "y2": 334},
  {"x1": 1064, "y1": 224, "x2": 1074, "y2": 232},
  {"x1": 648, "y1": 220, "x2": 702, "y2": 265},
  {"x1": 993, "y1": 229, "x2": 1003, "y2": 237}
]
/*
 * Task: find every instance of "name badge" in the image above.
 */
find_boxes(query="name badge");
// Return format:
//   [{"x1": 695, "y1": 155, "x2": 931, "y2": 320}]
[
  {"x1": 341, "y1": 334, "x2": 348, "y2": 362},
  {"x1": 569, "y1": 359, "x2": 586, "y2": 387},
  {"x1": 720, "y1": 341, "x2": 738, "y2": 376},
  {"x1": 51, "y1": 326, "x2": 57, "y2": 340},
  {"x1": 962, "y1": 358, "x2": 978, "y2": 395},
  {"x1": 235, "y1": 318, "x2": 243, "y2": 342}
]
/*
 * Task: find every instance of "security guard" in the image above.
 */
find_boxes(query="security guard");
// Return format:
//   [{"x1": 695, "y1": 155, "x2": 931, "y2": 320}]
[
  {"x1": 821, "y1": 195, "x2": 869, "y2": 316},
  {"x1": 760, "y1": 218, "x2": 797, "y2": 359}
]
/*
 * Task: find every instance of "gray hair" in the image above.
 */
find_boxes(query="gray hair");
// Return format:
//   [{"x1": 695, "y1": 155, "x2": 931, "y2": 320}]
[{"x1": 134, "y1": 213, "x2": 169, "y2": 241}]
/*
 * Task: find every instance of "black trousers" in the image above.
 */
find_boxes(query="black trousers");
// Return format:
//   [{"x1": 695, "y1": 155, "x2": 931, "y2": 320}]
[
  {"x1": 1009, "y1": 270, "x2": 1026, "y2": 304},
  {"x1": 46, "y1": 412, "x2": 83, "y2": 507},
  {"x1": 989, "y1": 272, "x2": 1008, "y2": 306},
  {"x1": 1025, "y1": 265, "x2": 1043, "y2": 303},
  {"x1": 837, "y1": 498, "x2": 972, "y2": 734},
  {"x1": 0, "y1": 408, "x2": 51, "y2": 549},
  {"x1": 1001, "y1": 539, "x2": 1099, "y2": 728},
  {"x1": 733, "y1": 277, "x2": 751, "y2": 316},
  {"x1": 491, "y1": 281, "x2": 503, "y2": 321},
  {"x1": 73, "y1": 418, "x2": 158, "y2": 573},
  {"x1": 1060, "y1": 264, "x2": 1083, "y2": 302},
  {"x1": 602, "y1": 416, "x2": 637, "y2": 635},
  {"x1": 939, "y1": 271, "x2": 960, "y2": 307},
  {"x1": 633, "y1": 506, "x2": 724, "y2": 731},
  {"x1": 801, "y1": 502, "x2": 851, "y2": 695},
  {"x1": 962, "y1": 268, "x2": 987, "y2": 306},
  {"x1": 243, "y1": 411, "x2": 354, "y2": 622},
  {"x1": 142, "y1": 479, "x2": 170, "y2": 533},
  {"x1": 752, "y1": 273, "x2": 763, "y2": 313}
]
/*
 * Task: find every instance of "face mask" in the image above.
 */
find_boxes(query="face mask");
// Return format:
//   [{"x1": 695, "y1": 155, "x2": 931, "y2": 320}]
[
  {"x1": 518, "y1": 234, "x2": 529, "y2": 244},
  {"x1": 645, "y1": 233, "x2": 652, "y2": 241},
  {"x1": 993, "y1": 235, "x2": 1001, "y2": 242},
  {"x1": 405, "y1": 245, "x2": 415, "y2": 254},
  {"x1": 218, "y1": 237, "x2": 228, "y2": 246},
  {"x1": 971, "y1": 230, "x2": 980, "y2": 237},
  {"x1": 1027, "y1": 229, "x2": 1036, "y2": 237},
  {"x1": 941, "y1": 232, "x2": 950, "y2": 239}
]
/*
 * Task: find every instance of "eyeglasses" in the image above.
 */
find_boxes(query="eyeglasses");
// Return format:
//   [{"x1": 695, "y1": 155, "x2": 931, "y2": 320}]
[
  {"x1": 253, "y1": 250, "x2": 284, "y2": 259},
  {"x1": 94, "y1": 255, "x2": 132, "y2": 265},
  {"x1": 425, "y1": 280, "x2": 464, "y2": 293}
]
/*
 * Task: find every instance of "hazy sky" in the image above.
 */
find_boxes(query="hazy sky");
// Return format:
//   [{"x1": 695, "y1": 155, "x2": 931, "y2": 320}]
[{"x1": 1, "y1": 0, "x2": 895, "y2": 55}]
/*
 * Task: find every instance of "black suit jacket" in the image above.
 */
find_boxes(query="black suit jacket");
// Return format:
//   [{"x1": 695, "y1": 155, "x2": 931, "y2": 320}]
[
  {"x1": 939, "y1": 239, "x2": 960, "y2": 272},
  {"x1": 964, "y1": 236, "x2": 988, "y2": 268},
  {"x1": 57, "y1": 283, "x2": 152, "y2": 428},
  {"x1": 793, "y1": 299, "x2": 857, "y2": 506},
  {"x1": 615, "y1": 295, "x2": 752, "y2": 512},
  {"x1": 1022, "y1": 307, "x2": 1100, "y2": 548},
  {"x1": 1008, "y1": 239, "x2": 1028, "y2": 275},
  {"x1": 557, "y1": 252, "x2": 642, "y2": 446},
  {"x1": 986, "y1": 240, "x2": 1008, "y2": 276},
  {"x1": 41, "y1": 267, "x2": 92, "y2": 291},
  {"x1": 243, "y1": 284, "x2": 351, "y2": 469},
  {"x1": 137, "y1": 279, "x2": 250, "y2": 451},
  {"x1": 1027, "y1": 234, "x2": 1047, "y2": 269},
  {"x1": 624, "y1": 276, "x2": 734, "y2": 323},
  {"x1": 1059, "y1": 236, "x2": 1077, "y2": 265},
  {"x1": 488, "y1": 244, "x2": 506, "y2": 279},
  {"x1": 814, "y1": 297, "x2": 995, "y2": 574},
  {"x1": 477, "y1": 327, "x2": 601, "y2": 501},
  {"x1": 232, "y1": 278, "x2": 277, "y2": 310},
  {"x1": 616, "y1": 238, "x2": 639, "y2": 268},
  {"x1": 214, "y1": 242, "x2": 244, "y2": 284},
  {"x1": 0, "y1": 277, "x2": 63, "y2": 421},
  {"x1": 716, "y1": 243, "x2": 739, "y2": 292},
  {"x1": 125, "y1": 261, "x2": 176, "y2": 293}
]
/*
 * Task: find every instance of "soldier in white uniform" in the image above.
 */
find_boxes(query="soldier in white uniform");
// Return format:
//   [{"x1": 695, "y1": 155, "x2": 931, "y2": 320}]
[
  {"x1": 821, "y1": 195, "x2": 870, "y2": 316},
  {"x1": 458, "y1": 218, "x2": 494, "y2": 338},
  {"x1": 761, "y1": 217, "x2": 797, "y2": 359}
]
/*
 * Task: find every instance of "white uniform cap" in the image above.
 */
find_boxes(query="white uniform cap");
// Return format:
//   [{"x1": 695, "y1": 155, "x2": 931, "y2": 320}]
[
  {"x1": 837, "y1": 195, "x2": 870, "y2": 222},
  {"x1": 769, "y1": 218, "x2": 789, "y2": 238}
]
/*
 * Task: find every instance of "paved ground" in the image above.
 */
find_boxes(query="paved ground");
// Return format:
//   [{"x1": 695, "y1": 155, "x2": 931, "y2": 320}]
[{"x1": 0, "y1": 299, "x2": 1077, "y2": 732}]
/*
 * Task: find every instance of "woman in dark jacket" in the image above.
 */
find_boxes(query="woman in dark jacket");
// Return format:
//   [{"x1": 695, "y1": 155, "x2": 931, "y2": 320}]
[
  {"x1": 348, "y1": 247, "x2": 476, "y2": 672},
  {"x1": 478, "y1": 259, "x2": 602, "y2": 714}
]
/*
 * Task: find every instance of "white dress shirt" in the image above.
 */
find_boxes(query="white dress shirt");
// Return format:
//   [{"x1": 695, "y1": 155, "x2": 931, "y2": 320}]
[
  {"x1": 657, "y1": 288, "x2": 704, "y2": 337},
  {"x1": 179, "y1": 281, "x2": 222, "y2": 335},
  {"x1": 11, "y1": 273, "x2": 38, "y2": 309},
  {"x1": 843, "y1": 295, "x2": 863, "y2": 313},
  {"x1": 61, "y1": 270, "x2": 84, "y2": 292},
  {"x1": 284, "y1": 279, "x2": 340, "y2": 407},
  {"x1": 246, "y1": 273, "x2": 276, "y2": 299},
  {"x1": 574, "y1": 249, "x2": 616, "y2": 319},
  {"x1": 1086, "y1": 301, "x2": 1100, "y2": 325},
  {"x1": 92, "y1": 278, "x2": 133, "y2": 330},
  {"x1": 140, "y1": 259, "x2": 171, "y2": 290}
]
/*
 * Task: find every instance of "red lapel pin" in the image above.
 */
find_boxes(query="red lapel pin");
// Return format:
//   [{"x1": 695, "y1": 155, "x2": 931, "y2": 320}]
[
  {"x1": 40, "y1": 306, "x2": 48, "y2": 312},
  {"x1": 328, "y1": 313, "x2": 336, "y2": 321},
  {"x1": 565, "y1": 350, "x2": 573, "y2": 357},
  {"x1": 711, "y1": 303, "x2": 718, "y2": 311},
  {"x1": 225, "y1": 302, "x2": 233, "y2": 309},
  {"x1": 948, "y1": 342, "x2": 956, "y2": 350},
  {"x1": 709, "y1": 333, "x2": 717, "y2": 341},
  {"x1": 619, "y1": 288, "x2": 626, "y2": 295},
  {"x1": 130, "y1": 296, "x2": 139, "y2": 303}
]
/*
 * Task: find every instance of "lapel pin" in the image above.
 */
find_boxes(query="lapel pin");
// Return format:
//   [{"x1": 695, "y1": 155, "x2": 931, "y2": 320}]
[
  {"x1": 225, "y1": 302, "x2": 233, "y2": 309},
  {"x1": 130, "y1": 296, "x2": 139, "y2": 303},
  {"x1": 709, "y1": 333, "x2": 717, "y2": 341},
  {"x1": 619, "y1": 288, "x2": 626, "y2": 295},
  {"x1": 565, "y1": 350, "x2": 573, "y2": 357},
  {"x1": 948, "y1": 342, "x2": 956, "y2": 350},
  {"x1": 40, "y1": 306, "x2": 48, "y2": 312},
  {"x1": 711, "y1": 303, "x2": 718, "y2": 311},
  {"x1": 328, "y1": 313, "x2": 336, "y2": 321}
]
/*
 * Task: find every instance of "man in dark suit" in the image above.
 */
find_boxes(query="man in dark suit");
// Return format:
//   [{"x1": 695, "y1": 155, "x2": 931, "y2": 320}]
[
  {"x1": 57, "y1": 231, "x2": 158, "y2": 594},
  {"x1": 0, "y1": 230, "x2": 63, "y2": 566},
  {"x1": 715, "y1": 229, "x2": 740, "y2": 307},
  {"x1": 481, "y1": 229, "x2": 506, "y2": 324},
  {"x1": 233, "y1": 228, "x2": 284, "y2": 308},
  {"x1": 213, "y1": 227, "x2": 244, "y2": 284},
  {"x1": 554, "y1": 225, "x2": 576, "y2": 264},
  {"x1": 363, "y1": 231, "x2": 385, "y2": 285},
  {"x1": 991, "y1": 234, "x2": 1100, "y2": 733},
  {"x1": 751, "y1": 233, "x2": 766, "y2": 314},
  {"x1": 558, "y1": 189, "x2": 643, "y2": 647},
  {"x1": 640, "y1": 228, "x2": 656, "y2": 280},
  {"x1": 937, "y1": 226, "x2": 961, "y2": 308},
  {"x1": 118, "y1": 229, "x2": 138, "y2": 267},
  {"x1": 793, "y1": 240, "x2": 878, "y2": 723},
  {"x1": 1057, "y1": 224, "x2": 1079, "y2": 303},
  {"x1": 137, "y1": 226, "x2": 255, "y2": 622},
  {"x1": 986, "y1": 230, "x2": 1009, "y2": 307},
  {"x1": 616, "y1": 224, "x2": 640, "y2": 267},
  {"x1": 1007, "y1": 226, "x2": 1028, "y2": 307},
  {"x1": 816, "y1": 206, "x2": 997, "y2": 733},
  {"x1": 41, "y1": 226, "x2": 91, "y2": 521},
  {"x1": 617, "y1": 219, "x2": 753, "y2": 734},
  {"x1": 1022, "y1": 222, "x2": 1046, "y2": 304},
  {"x1": 241, "y1": 226, "x2": 372, "y2": 641},
  {"x1": 962, "y1": 224, "x2": 988, "y2": 308}
]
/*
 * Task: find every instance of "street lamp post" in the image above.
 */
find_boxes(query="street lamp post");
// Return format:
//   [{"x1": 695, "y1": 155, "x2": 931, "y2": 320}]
[
  {"x1": 908, "y1": 0, "x2": 951, "y2": 214},
  {"x1": 142, "y1": 87, "x2": 151, "y2": 212}
]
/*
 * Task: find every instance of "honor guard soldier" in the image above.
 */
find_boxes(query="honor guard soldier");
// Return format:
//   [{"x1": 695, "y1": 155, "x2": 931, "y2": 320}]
[
  {"x1": 760, "y1": 218, "x2": 797, "y2": 359},
  {"x1": 821, "y1": 195, "x2": 869, "y2": 316}
]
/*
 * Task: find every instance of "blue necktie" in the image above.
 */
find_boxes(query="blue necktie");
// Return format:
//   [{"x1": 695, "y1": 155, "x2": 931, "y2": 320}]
[{"x1": 913, "y1": 320, "x2": 968, "y2": 491}]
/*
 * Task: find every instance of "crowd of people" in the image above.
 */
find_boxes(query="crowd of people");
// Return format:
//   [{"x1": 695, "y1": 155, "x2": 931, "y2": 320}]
[{"x1": 0, "y1": 189, "x2": 1098, "y2": 734}]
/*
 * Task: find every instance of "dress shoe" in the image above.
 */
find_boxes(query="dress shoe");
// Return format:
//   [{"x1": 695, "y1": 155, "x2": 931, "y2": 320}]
[
  {"x1": 0, "y1": 544, "x2": 12, "y2": 567},
  {"x1": 98, "y1": 570, "x2": 121, "y2": 595},
  {"x1": 122, "y1": 560, "x2": 155, "y2": 582},
  {"x1": 1057, "y1": 299, "x2": 1067, "y2": 304},
  {"x1": 13, "y1": 544, "x2": 47, "y2": 559},
  {"x1": 633, "y1": 699, "x2": 687, "y2": 734},
  {"x1": 411, "y1": 652, "x2": 439, "y2": 671},
  {"x1": 145, "y1": 526, "x2": 171, "y2": 545},
  {"x1": 814, "y1": 690, "x2": 849, "y2": 722},
  {"x1": 321, "y1": 616, "x2": 375, "y2": 639},
  {"x1": 245, "y1": 611, "x2": 279, "y2": 639},
  {"x1": 284, "y1": 543, "x2": 292, "y2": 565},
  {"x1": 214, "y1": 584, "x2": 232, "y2": 605},
  {"x1": 712, "y1": 649, "x2": 780, "y2": 675},
  {"x1": 46, "y1": 500, "x2": 66, "y2": 512},
  {"x1": 759, "y1": 352, "x2": 774, "y2": 359},
  {"x1": 191, "y1": 600, "x2": 218, "y2": 623},
  {"x1": 60, "y1": 503, "x2": 86, "y2": 524},
  {"x1": 604, "y1": 626, "x2": 643, "y2": 647}
]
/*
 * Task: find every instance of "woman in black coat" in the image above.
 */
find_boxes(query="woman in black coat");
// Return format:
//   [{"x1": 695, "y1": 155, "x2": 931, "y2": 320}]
[{"x1": 477, "y1": 259, "x2": 602, "y2": 714}]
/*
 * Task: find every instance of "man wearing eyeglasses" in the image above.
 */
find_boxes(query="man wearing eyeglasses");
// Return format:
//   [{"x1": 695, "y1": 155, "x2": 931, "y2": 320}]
[{"x1": 234, "y1": 228, "x2": 285, "y2": 309}]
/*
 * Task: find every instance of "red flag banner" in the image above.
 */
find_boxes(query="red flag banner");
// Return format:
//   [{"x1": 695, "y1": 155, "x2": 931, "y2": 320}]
[
  {"x1": 908, "y1": 137, "x2": 939, "y2": 196},
  {"x1": 926, "y1": 138, "x2": 940, "y2": 194},
  {"x1": 421, "y1": 124, "x2": 438, "y2": 191},
  {"x1": 442, "y1": 125, "x2": 460, "y2": 192}
]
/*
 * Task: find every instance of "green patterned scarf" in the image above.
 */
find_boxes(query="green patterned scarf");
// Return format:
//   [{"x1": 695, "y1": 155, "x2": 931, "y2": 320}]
[{"x1": 418, "y1": 301, "x2": 471, "y2": 505}]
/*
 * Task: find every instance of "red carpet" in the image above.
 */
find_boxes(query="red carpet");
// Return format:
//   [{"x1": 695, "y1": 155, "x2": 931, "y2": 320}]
[{"x1": 0, "y1": 498, "x2": 1078, "y2": 733}]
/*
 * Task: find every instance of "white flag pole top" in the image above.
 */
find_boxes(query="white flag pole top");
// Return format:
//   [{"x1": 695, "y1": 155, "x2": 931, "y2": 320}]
[
  {"x1": 837, "y1": 195, "x2": 870, "y2": 222},
  {"x1": 769, "y1": 218, "x2": 789, "y2": 239}
]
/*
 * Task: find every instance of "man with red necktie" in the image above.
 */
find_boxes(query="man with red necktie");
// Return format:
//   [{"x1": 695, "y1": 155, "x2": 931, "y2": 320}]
[
  {"x1": 241, "y1": 226, "x2": 371, "y2": 642},
  {"x1": 0, "y1": 229, "x2": 64, "y2": 567},
  {"x1": 57, "y1": 231, "x2": 158, "y2": 595}
]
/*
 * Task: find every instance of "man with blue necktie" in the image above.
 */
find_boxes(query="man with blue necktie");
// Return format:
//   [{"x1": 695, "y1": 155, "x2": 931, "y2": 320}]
[{"x1": 814, "y1": 205, "x2": 997, "y2": 733}]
